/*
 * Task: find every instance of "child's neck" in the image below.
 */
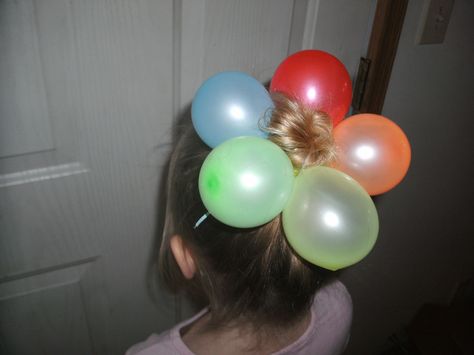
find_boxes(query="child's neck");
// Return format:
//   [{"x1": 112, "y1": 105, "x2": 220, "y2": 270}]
[{"x1": 181, "y1": 311, "x2": 311, "y2": 355}]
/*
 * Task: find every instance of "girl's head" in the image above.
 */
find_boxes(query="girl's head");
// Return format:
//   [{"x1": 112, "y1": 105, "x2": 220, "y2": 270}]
[{"x1": 159, "y1": 93, "x2": 336, "y2": 329}]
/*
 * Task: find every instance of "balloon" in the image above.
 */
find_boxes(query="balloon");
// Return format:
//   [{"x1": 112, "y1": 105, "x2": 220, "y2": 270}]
[
  {"x1": 282, "y1": 167, "x2": 379, "y2": 271},
  {"x1": 270, "y1": 50, "x2": 352, "y2": 126},
  {"x1": 332, "y1": 114, "x2": 411, "y2": 195},
  {"x1": 199, "y1": 136, "x2": 294, "y2": 228},
  {"x1": 192, "y1": 71, "x2": 274, "y2": 148}
]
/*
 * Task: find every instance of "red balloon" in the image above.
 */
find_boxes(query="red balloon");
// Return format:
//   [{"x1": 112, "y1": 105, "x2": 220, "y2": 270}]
[{"x1": 270, "y1": 50, "x2": 352, "y2": 126}]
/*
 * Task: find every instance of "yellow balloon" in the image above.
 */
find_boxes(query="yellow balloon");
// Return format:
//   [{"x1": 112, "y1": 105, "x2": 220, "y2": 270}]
[{"x1": 282, "y1": 166, "x2": 379, "y2": 270}]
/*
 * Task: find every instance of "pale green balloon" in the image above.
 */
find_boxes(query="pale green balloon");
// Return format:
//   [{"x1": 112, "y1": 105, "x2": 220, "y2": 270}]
[
  {"x1": 199, "y1": 136, "x2": 294, "y2": 228},
  {"x1": 282, "y1": 166, "x2": 379, "y2": 270}
]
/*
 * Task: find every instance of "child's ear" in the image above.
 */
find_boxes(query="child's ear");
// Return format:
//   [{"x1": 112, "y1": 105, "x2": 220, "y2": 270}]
[{"x1": 170, "y1": 235, "x2": 197, "y2": 279}]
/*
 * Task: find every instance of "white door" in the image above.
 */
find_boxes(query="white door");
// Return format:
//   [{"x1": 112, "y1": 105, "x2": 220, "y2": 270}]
[{"x1": 0, "y1": 1, "x2": 375, "y2": 353}]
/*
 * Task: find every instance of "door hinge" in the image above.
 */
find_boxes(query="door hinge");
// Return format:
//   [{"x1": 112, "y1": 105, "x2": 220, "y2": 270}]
[{"x1": 352, "y1": 57, "x2": 371, "y2": 113}]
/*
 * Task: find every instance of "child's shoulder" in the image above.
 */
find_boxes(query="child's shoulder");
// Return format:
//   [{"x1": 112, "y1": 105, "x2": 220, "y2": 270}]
[
  {"x1": 125, "y1": 308, "x2": 208, "y2": 355},
  {"x1": 125, "y1": 332, "x2": 169, "y2": 355},
  {"x1": 300, "y1": 279, "x2": 352, "y2": 355},
  {"x1": 315, "y1": 278, "x2": 352, "y2": 311},
  {"x1": 313, "y1": 278, "x2": 353, "y2": 329},
  {"x1": 125, "y1": 331, "x2": 180, "y2": 355}
]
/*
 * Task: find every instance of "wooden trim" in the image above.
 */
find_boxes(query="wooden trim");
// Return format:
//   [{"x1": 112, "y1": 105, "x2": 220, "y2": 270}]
[{"x1": 359, "y1": 0, "x2": 408, "y2": 113}]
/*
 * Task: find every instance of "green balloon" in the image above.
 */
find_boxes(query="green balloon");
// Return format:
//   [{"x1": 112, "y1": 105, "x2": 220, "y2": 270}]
[
  {"x1": 282, "y1": 166, "x2": 379, "y2": 270},
  {"x1": 199, "y1": 136, "x2": 294, "y2": 228}
]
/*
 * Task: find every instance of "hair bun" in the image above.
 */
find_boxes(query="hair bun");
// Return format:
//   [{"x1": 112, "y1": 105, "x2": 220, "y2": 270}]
[{"x1": 266, "y1": 93, "x2": 336, "y2": 169}]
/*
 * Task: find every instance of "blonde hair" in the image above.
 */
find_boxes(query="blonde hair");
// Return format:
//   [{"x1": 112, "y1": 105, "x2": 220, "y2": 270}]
[
  {"x1": 266, "y1": 93, "x2": 336, "y2": 169},
  {"x1": 158, "y1": 93, "x2": 335, "y2": 329}
]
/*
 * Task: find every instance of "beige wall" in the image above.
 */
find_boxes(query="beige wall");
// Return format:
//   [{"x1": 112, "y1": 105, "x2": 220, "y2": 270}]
[{"x1": 340, "y1": 0, "x2": 474, "y2": 353}]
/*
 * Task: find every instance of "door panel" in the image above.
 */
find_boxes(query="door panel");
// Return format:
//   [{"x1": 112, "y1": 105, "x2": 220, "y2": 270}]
[
  {"x1": 2, "y1": 283, "x2": 93, "y2": 355},
  {"x1": 1, "y1": 0, "x2": 175, "y2": 353},
  {"x1": 179, "y1": 0, "x2": 296, "y2": 109},
  {"x1": 0, "y1": 0, "x2": 54, "y2": 158}
]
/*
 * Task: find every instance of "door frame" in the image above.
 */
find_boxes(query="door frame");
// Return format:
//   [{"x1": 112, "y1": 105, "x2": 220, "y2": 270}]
[{"x1": 355, "y1": 0, "x2": 409, "y2": 114}]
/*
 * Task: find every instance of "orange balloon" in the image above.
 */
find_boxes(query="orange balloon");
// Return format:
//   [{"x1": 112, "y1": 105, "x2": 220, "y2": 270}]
[{"x1": 332, "y1": 114, "x2": 411, "y2": 195}]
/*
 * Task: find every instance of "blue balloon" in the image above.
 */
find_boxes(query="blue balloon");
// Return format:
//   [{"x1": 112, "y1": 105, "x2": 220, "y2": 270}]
[{"x1": 192, "y1": 72, "x2": 274, "y2": 148}]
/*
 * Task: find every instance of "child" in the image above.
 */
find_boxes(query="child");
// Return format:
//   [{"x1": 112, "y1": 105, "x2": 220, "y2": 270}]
[{"x1": 127, "y1": 95, "x2": 353, "y2": 355}]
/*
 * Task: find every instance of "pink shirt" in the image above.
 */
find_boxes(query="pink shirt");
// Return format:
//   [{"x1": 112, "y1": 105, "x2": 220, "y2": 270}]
[{"x1": 126, "y1": 279, "x2": 352, "y2": 355}]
